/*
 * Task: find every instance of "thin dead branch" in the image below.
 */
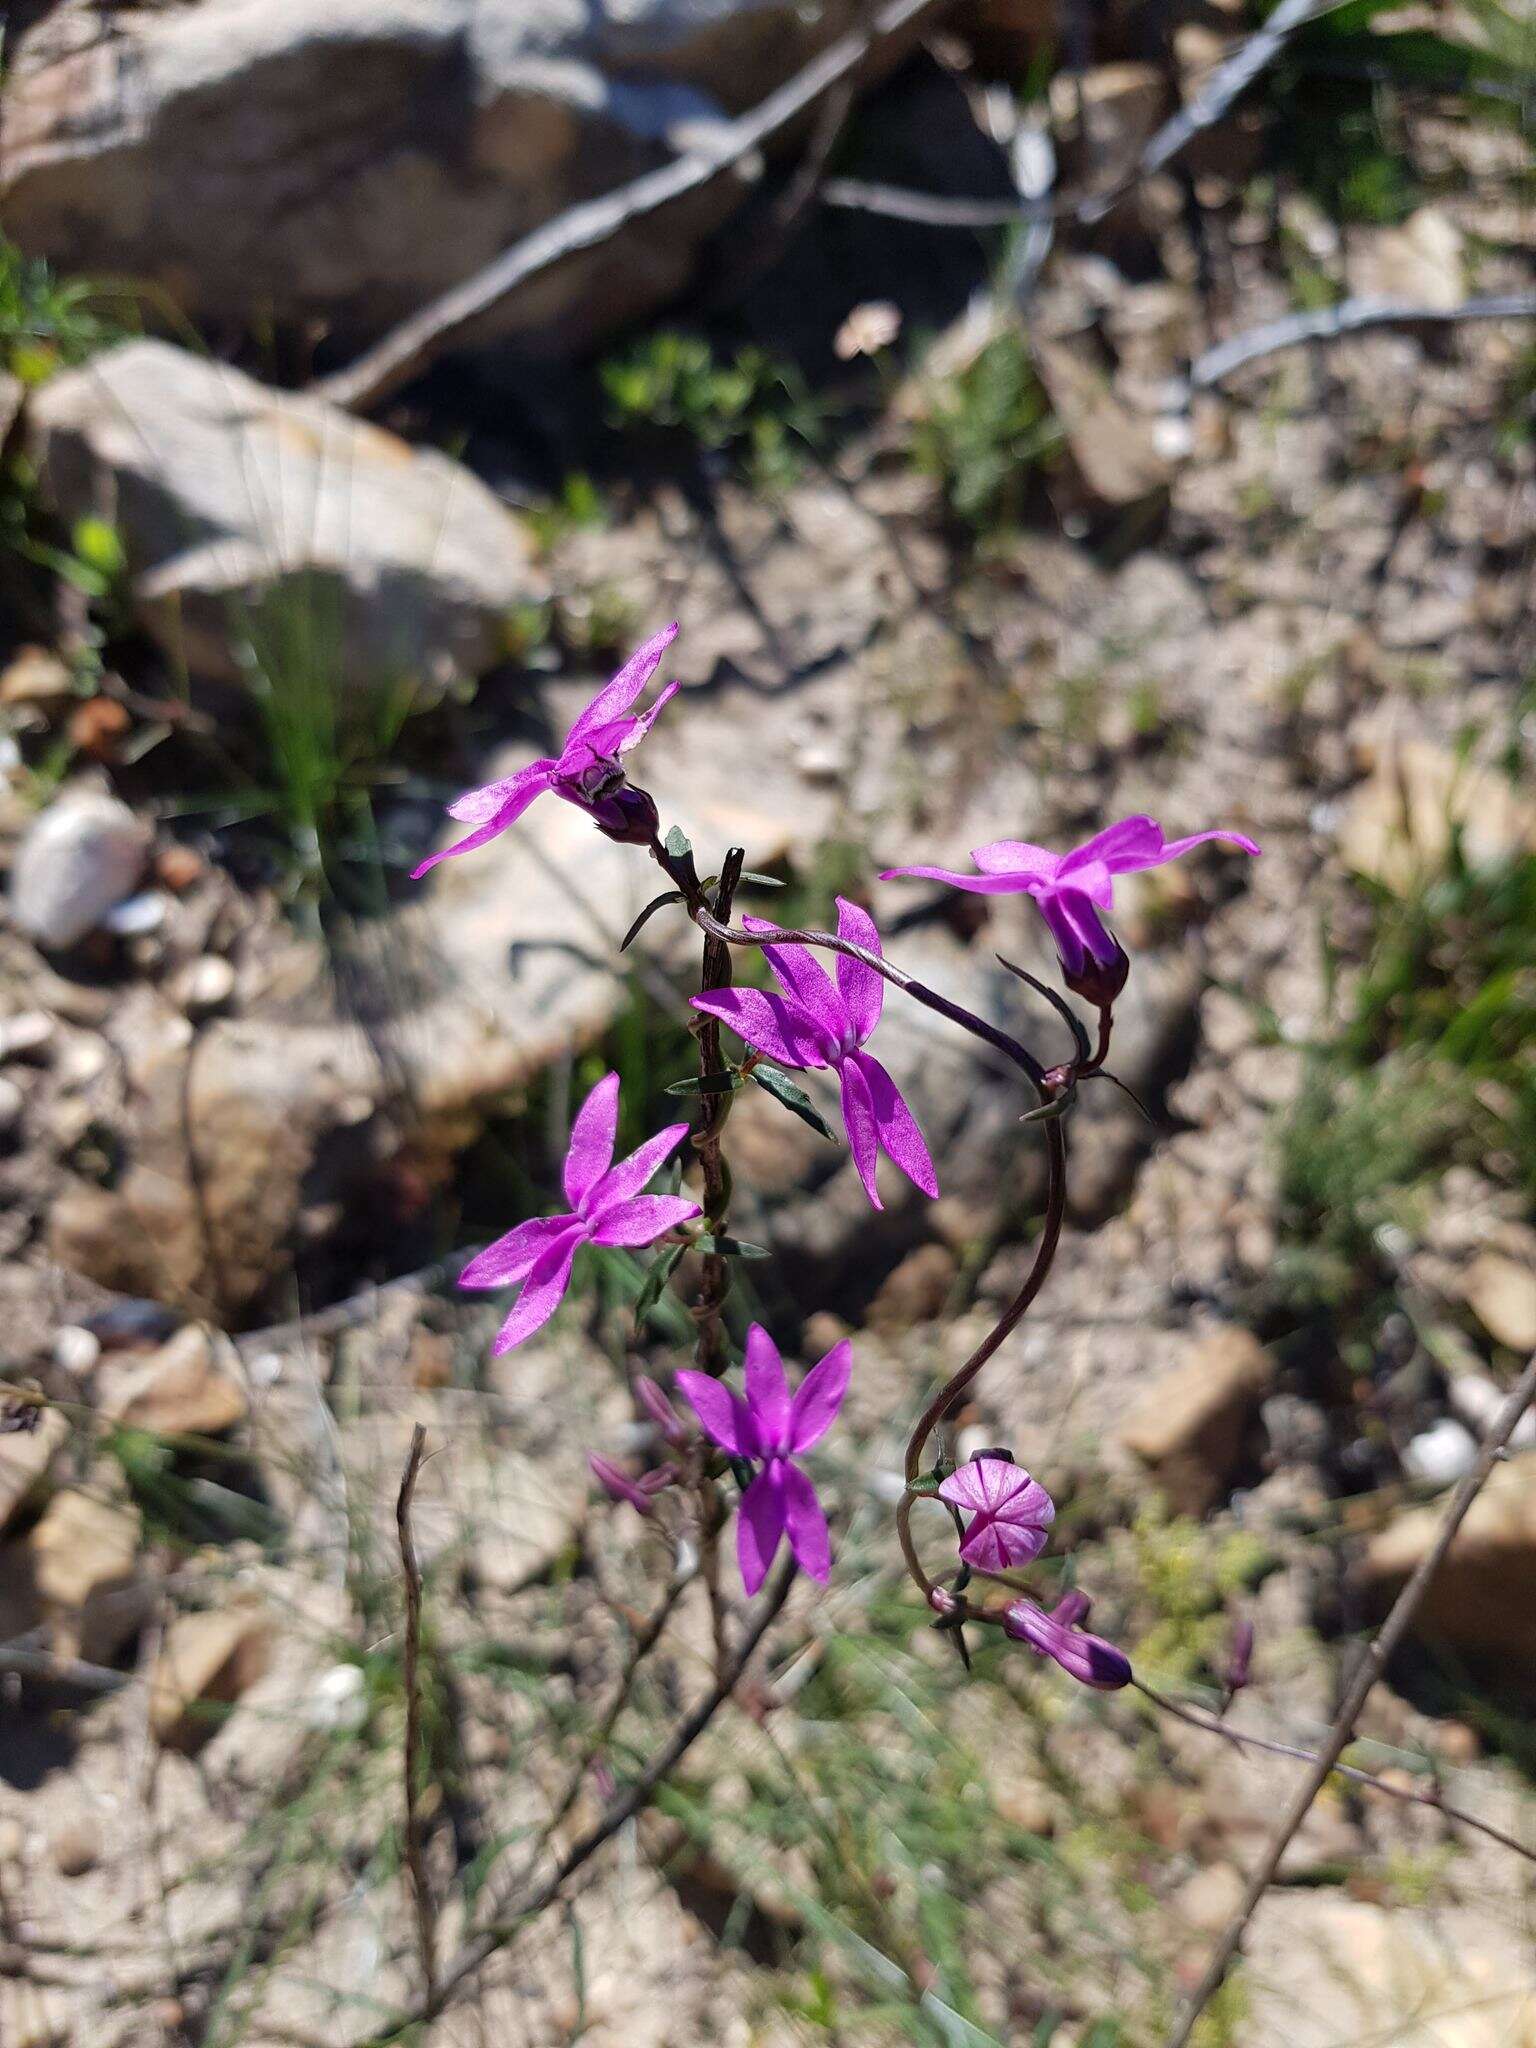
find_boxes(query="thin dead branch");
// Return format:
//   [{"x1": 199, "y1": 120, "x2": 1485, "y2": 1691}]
[
  {"x1": 395, "y1": 1424, "x2": 438, "y2": 2008},
  {"x1": 315, "y1": 0, "x2": 955, "y2": 414},
  {"x1": 1188, "y1": 291, "x2": 1536, "y2": 388},
  {"x1": 1166, "y1": 1348, "x2": 1536, "y2": 2048}
]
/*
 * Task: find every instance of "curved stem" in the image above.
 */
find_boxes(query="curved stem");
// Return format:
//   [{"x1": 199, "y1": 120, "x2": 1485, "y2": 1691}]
[{"x1": 1137, "y1": 1681, "x2": 1536, "y2": 1868}]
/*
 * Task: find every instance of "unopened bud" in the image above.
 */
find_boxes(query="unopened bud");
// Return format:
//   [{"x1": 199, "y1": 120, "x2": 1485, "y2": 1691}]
[
  {"x1": 1224, "y1": 1617, "x2": 1255, "y2": 1696},
  {"x1": 1061, "y1": 940, "x2": 1130, "y2": 1009},
  {"x1": 1050, "y1": 1590, "x2": 1092, "y2": 1630},
  {"x1": 589, "y1": 782, "x2": 661, "y2": 846},
  {"x1": 635, "y1": 1374, "x2": 688, "y2": 1445}
]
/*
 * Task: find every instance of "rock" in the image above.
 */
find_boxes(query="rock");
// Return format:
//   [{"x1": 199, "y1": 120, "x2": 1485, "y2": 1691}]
[
  {"x1": 28, "y1": 341, "x2": 542, "y2": 695},
  {"x1": 1173, "y1": 1862, "x2": 1246, "y2": 1934},
  {"x1": 0, "y1": 1011, "x2": 54, "y2": 1060},
  {"x1": 49, "y1": 1006, "x2": 379, "y2": 1317},
  {"x1": 1357, "y1": 1450, "x2": 1536, "y2": 1670},
  {"x1": 0, "y1": 1818, "x2": 24, "y2": 1864},
  {"x1": 0, "y1": 645, "x2": 71, "y2": 707},
  {"x1": 1446, "y1": 1369, "x2": 1536, "y2": 1452},
  {"x1": 1401, "y1": 1417, "x2": 1476, "y2": 1486},
  {"x1": 1034, "y1": 337, "x2": 1174, "y2": 509},
  {"x1": 101, "y1": 889, "x2": 167, "y2": 937},
  {"x1": 148, "y1": 1607, "x2": 273, "y2": 1751},
  {"x1": 0, "y1": 1407, "x2": 68, "y2": 1533},
  {"x1": 1120, "y1": 1326, "x2": 1274, "y2": 1516},
  {"x1": 1, "y1": 2, "x2": 880, "y2": 361},
  {"x1": 7, "y1": 790, "x2": 150, "y2": 949},
  {"x1": 1347, "y1": 207, "x2": 1465, "y2": 310},
  {"x1": 867, "y1": 1243, "x2": 958, "y2": 1332},
  {"x1": 51, "y1": 1325, "x2": 101, "y2": 1376},
  {"x1": 0, "y1": 1074, "x2": 22, "y2": 1138},
  {"x1": 306, "y1": 1662, "x2": 368, "y2": 1734},
  {"x1": 1462, "y1": 1250, "x2": 1536, "y2": 1354},
  {"x1": 1338, "y1": 738, "x2": 1536, "y2": 894},
  {"x1": 98, "y1": 1323, "x2": 248, "y2": 1437},
  {"x1": 21, "y1": 1487, "x2": 146, "y2": 1663},
  {"x1": 49, "y1": 1819, "x2": 101, "y2": 1878},
  {"x1": 0, "y1": 371, "x2": 21, "y2": 443},
  {"x1": 171, "y1": 955, "x2": 236, "y2": 1018}
]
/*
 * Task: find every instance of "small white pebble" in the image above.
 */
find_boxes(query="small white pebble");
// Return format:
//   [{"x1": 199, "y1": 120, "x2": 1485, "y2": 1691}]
[
  {"x1": 1403, "y1": 1418, "x2": 1478, "y2": 1487},
  {"x1": 245, "y1": 1350, "x2": 284, "y2": 1390},
  {"x1": 102, "y1": 890, "x2": 167, "y2": 937},
  {"x1": 52, "y1": 1326, "x2": 102, "y2": 1376},
  {"x1": 0, "y1": 1074, "x2": 23, "y2": 1136},
  {"x1": 0, "y1": 1011, "x2": 54, "y2": 1061},
  {"x1": 308, "y1": 1663, "x2": 367, "y2": 1732},
  {"x1": 173, "y1": 954, "x2": 236, "y2": 1016}
]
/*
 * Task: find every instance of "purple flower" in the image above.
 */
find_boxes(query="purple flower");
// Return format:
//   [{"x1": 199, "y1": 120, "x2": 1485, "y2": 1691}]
[
  {"x1": 412, "y1": 624, "x2": 680, "y2": 876},
  {"x1": 635, "y1": 1375, "x2": 688, "y2": 1446},
  {"x1": 938, "y1": 1456, "x2": 1055, "y2": 1573},
  {"x1": 460, "y1": 1071, "x2": 700, "y2": 1354},
  {"x1": 677, "y1": 1325, "x2": 851, "y2": 1595},
  {"x1": 882, "y1": 815, "x2": 1259, "y2": 991},
  {"x1": 689, "y1": 897, "x2": 938, "y2": 1210},
  {"x1": 588, "y1": 1454, "x2": 677, "y2": 1516},
  {"x1": 1004, "y1": 1595, "x2": 1132, "y2": 1691}
]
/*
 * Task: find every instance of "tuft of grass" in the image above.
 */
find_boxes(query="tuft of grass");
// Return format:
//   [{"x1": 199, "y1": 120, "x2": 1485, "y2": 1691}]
[
  {"x1": 600, "y1": 329, "x2": 822, "y2": 492},
  {"x1": 0, "y1": 232, "x2": 136, "y2": 383},
  {"x1": 912, "y1": 326, "x2": 1059, "y2": 538}
]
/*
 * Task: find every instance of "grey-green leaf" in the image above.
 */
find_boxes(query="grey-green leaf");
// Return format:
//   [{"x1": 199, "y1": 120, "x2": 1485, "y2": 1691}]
[{"x1": 750, "y1": 1062, "x2": 837, "y2": 1142}]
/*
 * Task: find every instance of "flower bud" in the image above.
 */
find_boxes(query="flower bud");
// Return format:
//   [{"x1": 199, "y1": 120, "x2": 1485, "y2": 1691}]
[
  {"x1": 588, "y1": 782, "x2": 661, "y2": 846},
  {"x1": 1004, "y1": 1596, "x2": 1132, "y2": 1691},
  {"x1": 1224, "y1": 1617, "x2": 1255, "y2": 1696},
  {"x1": 1061, "y1": 939, "x2": 1130, "y2": 1009},
  {"x1": 635, "y1": 1374, "x2": 688, "y2": 1445},
  {"x1": 1050, "y1": 1590, "x2": 1092, "y2": 1631}
]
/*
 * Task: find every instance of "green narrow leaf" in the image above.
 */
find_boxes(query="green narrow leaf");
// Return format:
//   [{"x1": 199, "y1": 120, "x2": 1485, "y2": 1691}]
[
  {"x1": 633, "y1": 1242, "x2": 686, "y2": 1328},
  {"x1": 691, "y1": 1234, "x2": 770, "y2": 1259},
  {"x1": 663, "y1": 1070, "x2": 743, "y2": 1097},
  {"x1": 739, "y1": 871, "x2": 785, "y2": 888},
  {"x1": 750, "y1": 1061, "x2": 837, "y2": 1142},
  {"x1": 663, "y1": 825, "x2": 693, "y2": 860},
  {"x1": 620, "y1": 888, "x2": 685, "y2": 951}
]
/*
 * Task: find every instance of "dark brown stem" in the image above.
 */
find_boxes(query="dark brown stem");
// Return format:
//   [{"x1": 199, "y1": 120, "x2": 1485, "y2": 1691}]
[
  {"x1": 1137, "y1": 1681, "x2": 1536, "y2": 1867},
  {"x1": 395, "y1": 1424, "x2": 437, "y2": 2007},
  {"x1": 359, "y1": 1555, "x2": 797, "y2": 2043},
  {"x1": 895, "y1": 1114, "x2": 1070, "y2": 1599},
  {"x1": 692, "y1": 847, "x2": 746, "y2": 1375}
]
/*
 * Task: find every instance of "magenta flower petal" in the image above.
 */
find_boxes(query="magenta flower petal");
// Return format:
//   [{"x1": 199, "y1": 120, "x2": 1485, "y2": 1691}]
[
  {"x1": 744, "y1": 1325, "x2": 792, "y2": 1449},
  {"x1": 780, "y1": 1462, "x2": 831, "y2": 1581},
  {"x1": 970, "y1": 839, "x2": 1061, "y2": 881},
  {"x1": 460, "y1": 1214, "x2": 577, "y2": 1290},
  {"x1": 588, "y1": 1453, "x2": 657, "y2": 1515},
  {"x1": 588, "y1": 1121, "x2": 692, "y2": 1212},
  {"x1": 742, "y1": 916, "x2": 845, "y2": 1034},
  {"x1": 838, "y1": 1056, "x2": 884, "y2": 1210},
  {"x1": 690, "y1": 987, "x2": 833, "y2": 1070},
  {"x1": 635, "y1": 1375, "x2": 687, "y2": 1444},
  {"x1": 737, "y1": 1463, "x2": 788, "y2": 1596},
  {"x1": 1057, "y1": 816, "x2": 1166, "y2": 877},
  {"x1": 490, "y1": 1225, "x2": 585, "y2": 1355},
  {"x1": 614, "y1": 679, "x2": 680, "y2": 758},
  {"x1": 1005, "y1": 1598, "x2": 1132, "y2": 1690},
  {"x1": 447, "y1": 761, "x2": 557, "y2": 827},
  {"x1": 959, "y1": 1519, "x2": 1047, "y2": 1572},
  {"x1": 564, "y1": 1072, "x2": 620, "y2": 1209},
  {"x1": 411, "y1": 778, "x2": 550, "y2": 878},
  {"x1": 832, "y1": 897, "x2": 884, "y2": 1041},
  {"x1": 788, "y1": 1339, "x2": 852, "y2": 1453},
  {"x1": 587, "y1": 1193, "x2": 701, "y2": 1247},
  {"x1": 566, "y1": 622, "x2": 679, "y2": 746},
  {"x1": 940, "y1": 1456, "x2": 1055, "y2": 1573},
  {"x1": 849, "y1": 1050, "x2": 938, "y2": 1199},
  {"x1": 676, "y1": 1371, "x2": 755, "y2": 1458},
  {"x1": 879, "y1": 862, "x2": 1034, "y2": 896}
]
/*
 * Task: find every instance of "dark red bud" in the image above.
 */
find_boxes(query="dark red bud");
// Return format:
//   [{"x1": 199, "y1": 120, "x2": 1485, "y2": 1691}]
[
  {"x1": 589, "y1": 783, "x2": 661, "y2": 845},
  {"x1": 1061, "y1": 941, "x2": 1130, "y2": 1008}
]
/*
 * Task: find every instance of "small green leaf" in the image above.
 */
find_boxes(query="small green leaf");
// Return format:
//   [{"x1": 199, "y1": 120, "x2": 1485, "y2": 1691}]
[
  {"x1": 663, "y1": 825, "x2": 693, "y2": 860},
  {"x1": 750, "y1": 1062, "x2": 836, "y2": 1142},
  {"x1": 663, "y1": 1071, "x2": 742, "y2": 1097},
  {"x1": 739, "y1": 871, "x2": 785, "y2": 888},
  {"x1": 620, "y1": 888, "x2": 685, "y2": 951},
  {"x1": 634, "y1": 1242, "x2": 686, "y2": 1327},
  {"x1": 691, "y1": 1234, "x2": 770, "y2": 1259}
]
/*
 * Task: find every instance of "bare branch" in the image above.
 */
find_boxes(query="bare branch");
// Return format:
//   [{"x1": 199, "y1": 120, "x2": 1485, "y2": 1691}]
[
  {"x1": 1189, "y1": 291, "x2": 1536, "y2": 388},
  {"x1": 395, "y1": 1424, "x2": 438, "y2": 2008},
  {"x1": 315, "y1": 0, "x2": 956, "y2": 414},
  {"x1": 1166, "y1": 1348, "x2": 1536, "y2": 2048}
]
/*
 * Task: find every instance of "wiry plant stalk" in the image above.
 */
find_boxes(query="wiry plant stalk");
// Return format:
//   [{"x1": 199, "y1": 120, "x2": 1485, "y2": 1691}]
[{"x1": 394, "y1": 1424, "x2": 437, "y2": 2008}]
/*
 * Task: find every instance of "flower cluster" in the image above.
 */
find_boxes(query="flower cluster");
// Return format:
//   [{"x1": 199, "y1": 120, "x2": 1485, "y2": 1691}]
[{"x1": 416, "y1": 627, "x2": 1260, "y2": 1688}]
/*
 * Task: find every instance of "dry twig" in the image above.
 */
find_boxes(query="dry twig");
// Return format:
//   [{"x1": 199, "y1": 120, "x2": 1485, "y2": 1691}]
[
  {"x1": 395, "y1": 1424, "x2": 438, "y2": 2008},
  {"x1": 1188, "y1": 291, "x2": 1536, "y2": 388},
  {"x1": 1166, "y1": 1348, "x2": 1536, "y2": 2048}
]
